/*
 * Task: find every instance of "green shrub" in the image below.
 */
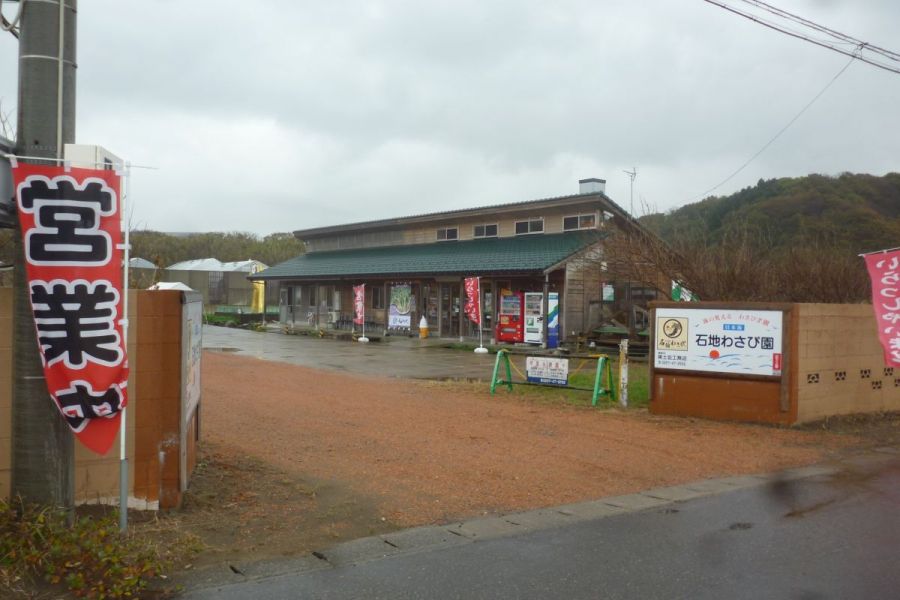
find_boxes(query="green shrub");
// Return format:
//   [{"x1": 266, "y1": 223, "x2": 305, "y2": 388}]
[{"x1": 0, "y1": 497, "x2": 169, "y2": 599}]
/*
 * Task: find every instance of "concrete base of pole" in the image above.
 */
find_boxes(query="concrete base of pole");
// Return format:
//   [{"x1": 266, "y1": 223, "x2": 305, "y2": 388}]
[
  {"x1": 474, "y1": 346, "x2": 489, "y2": 354},
  {"x1": 358, "y1": 337, "x2": 369, "y2": 343}
]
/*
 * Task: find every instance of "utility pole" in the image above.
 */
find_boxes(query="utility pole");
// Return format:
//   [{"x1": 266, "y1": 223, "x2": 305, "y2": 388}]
[
  {"x1": 621, "y1": 167, "x2": 637, "y2": 334},
  {"x1": 11, "y1": 0, "x2": 78, "y2": 507}
]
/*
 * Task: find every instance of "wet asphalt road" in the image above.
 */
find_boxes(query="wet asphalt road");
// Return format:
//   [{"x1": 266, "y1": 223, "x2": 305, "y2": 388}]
[
  {"x1": 202, "y1": 325, "x2": 506, "y2": 381},
  {"x1": 184, "y1": 454, "x2": 900, "y2": 599}
]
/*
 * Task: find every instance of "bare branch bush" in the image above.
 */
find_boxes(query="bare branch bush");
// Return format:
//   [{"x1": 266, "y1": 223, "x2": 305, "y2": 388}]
[{"x1": 600, "y1": 221, "x2": 869, "y2": 303}]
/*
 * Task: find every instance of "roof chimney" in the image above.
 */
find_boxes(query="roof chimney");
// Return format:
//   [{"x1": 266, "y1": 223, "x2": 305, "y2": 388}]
[{"x1": 579, "y1": 178, "x2": 606, "y2": 195}]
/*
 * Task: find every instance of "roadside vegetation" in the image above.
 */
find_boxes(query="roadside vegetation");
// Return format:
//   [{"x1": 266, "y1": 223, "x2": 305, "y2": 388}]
[{"x1": 0, "y1": 498, "x2": 197, "y2": 599}]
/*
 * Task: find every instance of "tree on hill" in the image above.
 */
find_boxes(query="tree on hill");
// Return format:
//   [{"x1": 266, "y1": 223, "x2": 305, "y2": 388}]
[
  {"x1": 632, "y1": 172, "x2": 899, "y2": 303},
  {"x1": 130, "y1": 231, "x2": 304, "y2": 269}
]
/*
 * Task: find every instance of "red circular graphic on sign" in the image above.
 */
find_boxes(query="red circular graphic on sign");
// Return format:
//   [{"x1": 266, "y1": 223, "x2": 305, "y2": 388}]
[{"x1": 709, "y1": 350, "x2": 720, "y2": 359}]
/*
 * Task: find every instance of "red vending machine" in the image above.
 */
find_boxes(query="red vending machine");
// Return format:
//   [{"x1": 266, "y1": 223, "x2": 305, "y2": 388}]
[{"x1": 496, "y1": 290, "x2": 524, "y2": 343}]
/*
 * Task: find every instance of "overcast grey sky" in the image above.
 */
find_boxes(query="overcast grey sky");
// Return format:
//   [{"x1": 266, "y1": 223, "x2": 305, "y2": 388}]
[{"x1": 1, "y1": 0, "x2": 898, "y2": 235}]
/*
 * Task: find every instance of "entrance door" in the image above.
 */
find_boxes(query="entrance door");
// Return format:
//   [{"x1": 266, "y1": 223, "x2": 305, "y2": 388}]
[{"x1": 439, "y1": 283, "x2": 460, "y2": 337}]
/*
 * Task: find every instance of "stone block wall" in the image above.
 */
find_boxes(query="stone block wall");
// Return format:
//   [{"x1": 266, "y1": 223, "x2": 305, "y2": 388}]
[
  {"x1": 1, "y1": 288, "x2": 196, "y2": 510},
  {"x1": 795, "y1": 303, "x2": 900, "y2": 422}
]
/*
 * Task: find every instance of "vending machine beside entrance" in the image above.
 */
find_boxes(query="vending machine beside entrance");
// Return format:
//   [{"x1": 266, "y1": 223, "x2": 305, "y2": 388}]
[
  {"x1": 523, "y1": 292, "x2": 544, "y2": 344},
  {"x1": 496, "y1": 290, "x2": 524, "y2": 343}
]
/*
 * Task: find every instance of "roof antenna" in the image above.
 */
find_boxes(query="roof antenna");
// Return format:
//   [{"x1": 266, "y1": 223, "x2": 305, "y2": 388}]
[{"x1": 623, "y1": 167, "x2": 637, "y2": 216}]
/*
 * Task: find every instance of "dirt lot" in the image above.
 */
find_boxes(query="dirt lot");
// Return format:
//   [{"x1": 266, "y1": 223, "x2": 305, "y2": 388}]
[{"x1": 153, "y1": 349, "x2": 880, "y2": 573}]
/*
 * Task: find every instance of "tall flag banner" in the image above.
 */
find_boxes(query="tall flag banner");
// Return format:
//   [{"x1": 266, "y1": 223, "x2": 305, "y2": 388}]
[
  {"x1": 14, "y1": 163, "x2": 129, "y2": 455},
  {"x1": 464, "y1": 277, "x2": 481, "y2": 324},
  {"x1": 353, "y1": 284, "x2": 365, "y2": 325},
  {"x1": 864, "y1": 250, "x2": 900, "y2": 367}
]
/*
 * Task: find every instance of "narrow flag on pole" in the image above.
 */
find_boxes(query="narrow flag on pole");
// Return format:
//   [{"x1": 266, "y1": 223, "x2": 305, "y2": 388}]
[
  {"x1": 671, "y1": 280, "x2": 698, "y2": 302},
  {"x1": 353, "y1": 284, "x2": 365, "y2": 325},
  {"x1": 464, "y1": 277, "x2": 481, "y2": 324},
  {"x1": 13, "y1": 163, "x2": 129, "y2": 455},
  {"x1": 863, "y1": 249, "x2": 900, "y2": 367}
]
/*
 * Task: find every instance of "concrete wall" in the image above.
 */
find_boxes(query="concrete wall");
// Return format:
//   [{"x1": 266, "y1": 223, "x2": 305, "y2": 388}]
[
  {"x1": 795, "y1": 303, "x2": 900, "y2": 423},
  {"x1": 0, "y1": 288, "x2": 197, "y2": 509},
  {"x1": 160, "y1": 270, "x2": 276, "y2": 311}
]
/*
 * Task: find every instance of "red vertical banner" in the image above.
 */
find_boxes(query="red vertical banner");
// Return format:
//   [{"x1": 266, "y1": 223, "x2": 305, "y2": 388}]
[
  {"x1": 14, "y1": 163, "x2": 128, "y2": 455},
  {"x1": 353, "y1": 284, "x2": 365, "y2": 325},
  {"x1": 864, "y1": 250, "x2": 900, "y2": 367},
  {"x1": 464, "y1": 276, "x2": 481, "y2": 325}
]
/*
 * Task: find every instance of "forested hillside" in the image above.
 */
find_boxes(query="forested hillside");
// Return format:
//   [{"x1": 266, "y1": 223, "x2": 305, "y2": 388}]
[
  {"x1": 629, "y1": 172, "x2": 900, "y2": 303},
  {"x1": 129, "y1": 231, "x2": 304, "y2": 268},
  {"x1": 641, "y1": 172, "x2": 900, "y2": 254}
]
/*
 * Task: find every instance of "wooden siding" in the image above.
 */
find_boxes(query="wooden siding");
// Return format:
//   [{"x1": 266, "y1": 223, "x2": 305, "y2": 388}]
[{"x1": 303, "y1": 202, "x2": 606, "y2": 253}]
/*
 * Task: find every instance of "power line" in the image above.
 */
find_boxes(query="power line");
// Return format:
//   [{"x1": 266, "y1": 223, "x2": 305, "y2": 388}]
[
  {"x1": 689, "y1": 51, "x2": 857, "y2": 202},
  {"x1": 702, "y1": 0, "x2": 900, "y2": 75},
  {"x1": 737, "y1": 0, "x2": 900, "y2": 62}
]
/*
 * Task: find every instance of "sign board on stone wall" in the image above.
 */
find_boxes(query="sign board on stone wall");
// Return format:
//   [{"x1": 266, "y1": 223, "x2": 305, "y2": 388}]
[
  {"x1": 655, "y1": 308, "x2": 783, "y2": 377},
  {"x1": 180, "y1": 292, "x2": 203, "y2": 491}
]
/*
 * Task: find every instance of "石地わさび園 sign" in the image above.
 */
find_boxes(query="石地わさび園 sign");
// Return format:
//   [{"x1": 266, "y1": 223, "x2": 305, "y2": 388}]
[{"x1": 654, "y1": 308, "x2": 783, "y2": 377}]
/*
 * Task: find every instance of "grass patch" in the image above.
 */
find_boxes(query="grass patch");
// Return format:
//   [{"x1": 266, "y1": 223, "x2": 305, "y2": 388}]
[
  {"x1": 493, "y1": 360, "x2": 649, "y2": 409},
  {"x1": 203, "y1": 313, "x2": 238, "y2": 327}
]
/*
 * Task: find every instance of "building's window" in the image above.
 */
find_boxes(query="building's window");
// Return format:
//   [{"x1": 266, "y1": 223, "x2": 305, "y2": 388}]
[
  {"x1": 372, "y1": 286, "x2": 385, "y2": 309},
  {"x1": 437, "y1": 227, "x2": 458, "y2": 241},
  {"x1": 308, "y1": 285, "x2": 316, "y2": 306},
  {"x1": 563, "y1": 214, "x2": 597, "y2": 231},
  {"x1": 515, "y1": 219, "x2": 544, "y2": 235},
  {"x1": 473, "y1": 224, "x2": 498, "y2": 238}
]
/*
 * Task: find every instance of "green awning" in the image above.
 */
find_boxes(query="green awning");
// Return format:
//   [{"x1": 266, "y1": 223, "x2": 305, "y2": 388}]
[{"x1": 253, "y1": 230, "x2": 605, "y2": 281}]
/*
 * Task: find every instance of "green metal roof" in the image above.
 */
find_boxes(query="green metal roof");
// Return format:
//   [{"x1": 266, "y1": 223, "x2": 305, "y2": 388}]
[{"x1": 253, "y1": 231, "x2": 605, "y2": 281}]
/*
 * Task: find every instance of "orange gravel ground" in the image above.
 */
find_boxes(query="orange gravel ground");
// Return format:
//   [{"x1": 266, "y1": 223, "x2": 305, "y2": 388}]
[{"x1": 201, "y1": 351, "x2": 854, "y2": 528}]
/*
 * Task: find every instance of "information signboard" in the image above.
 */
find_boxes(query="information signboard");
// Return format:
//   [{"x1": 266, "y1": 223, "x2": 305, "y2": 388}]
[
  {"x1": 654, "y1": 308, "x2": 783, "y2": 377},
  {"x1": 526, "y1": 356, "x2": 569, "y2": 386}
]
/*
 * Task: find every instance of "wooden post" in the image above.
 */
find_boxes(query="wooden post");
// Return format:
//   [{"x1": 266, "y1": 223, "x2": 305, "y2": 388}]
[
  {"x1": 489, "y1": 278, "x2": 497, "y2": 344},
  {"x1": 383, "y1": 281, "x2": 389, "y2": 336},
  {"x1": 437, "y1": 283, "x2": 443, "y2": 338},
  {"x1": 313, "y1": 284, "x2": 319, "y2": 329}
]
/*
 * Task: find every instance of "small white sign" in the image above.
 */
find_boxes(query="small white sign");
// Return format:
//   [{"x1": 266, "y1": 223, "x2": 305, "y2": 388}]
[
  {"x1": 526, "y1": 356, "x2": 569, "y2": 386},
  {"x1": 655, "y1": 308, "x2": 783, "y2": 377}
]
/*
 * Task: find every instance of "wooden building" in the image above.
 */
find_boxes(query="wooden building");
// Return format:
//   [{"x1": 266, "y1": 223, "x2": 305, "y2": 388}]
[{"x1": 252, "y1": 179, "x2": 664, "y2": 344}]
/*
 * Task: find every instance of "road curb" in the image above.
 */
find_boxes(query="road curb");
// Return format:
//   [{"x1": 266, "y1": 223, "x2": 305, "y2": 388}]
[{"x1": 175, "y1": 449, "x2": 895, "y2": 594}]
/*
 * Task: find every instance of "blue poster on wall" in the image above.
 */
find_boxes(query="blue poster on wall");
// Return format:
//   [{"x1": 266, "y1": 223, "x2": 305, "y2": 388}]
[{"x1": 547, "y1": 292, "x2": 559, "y2": 348}]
